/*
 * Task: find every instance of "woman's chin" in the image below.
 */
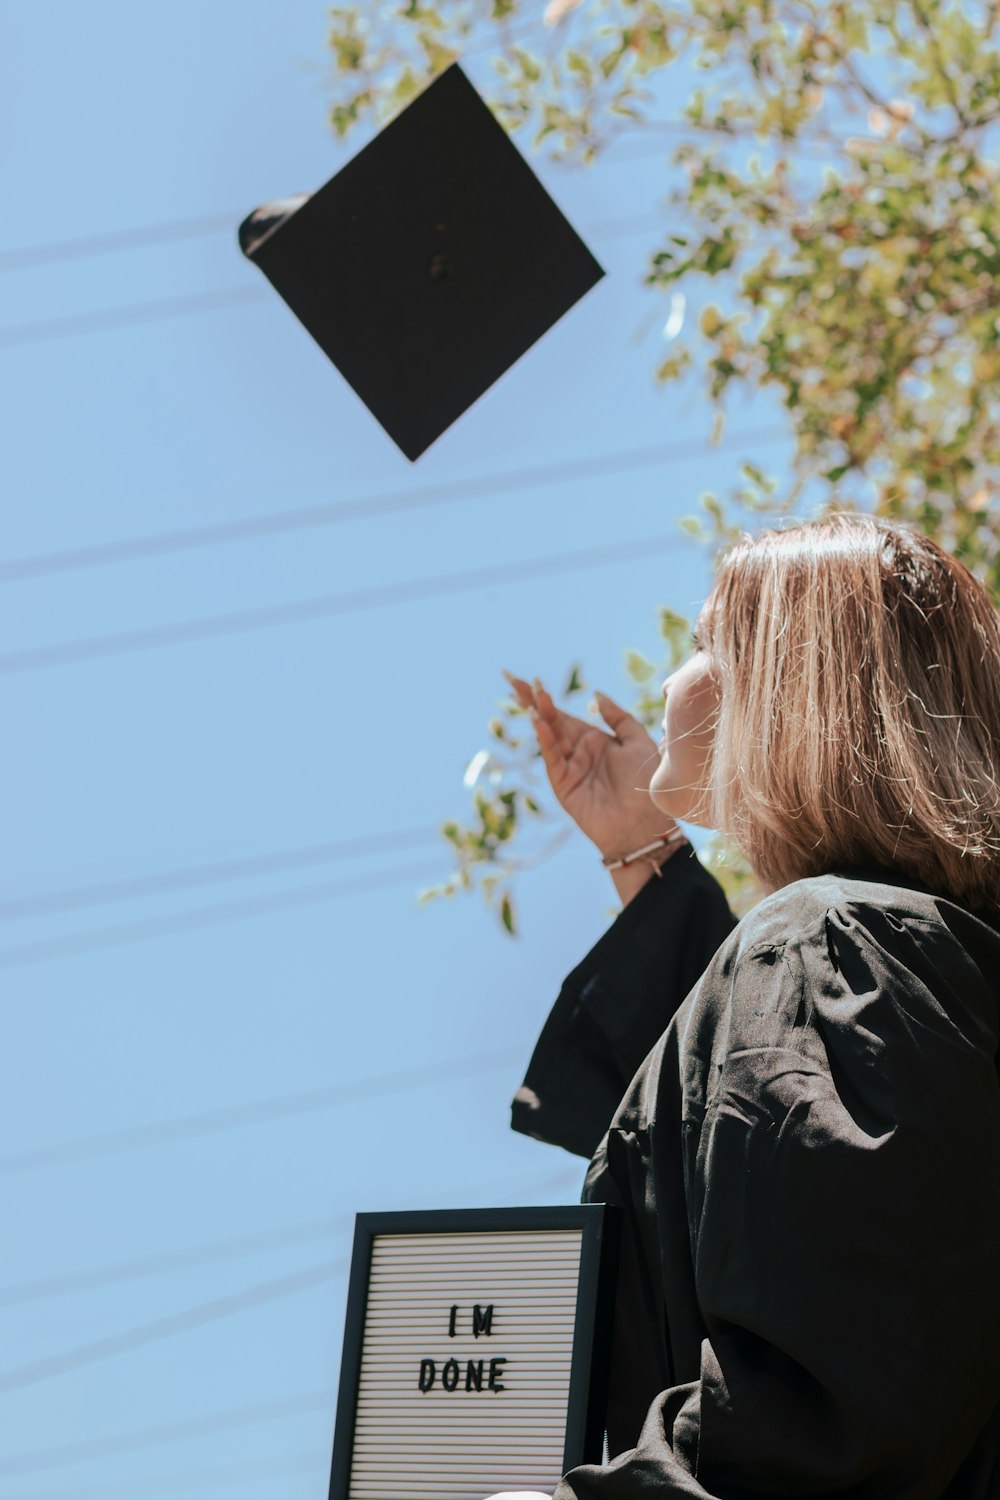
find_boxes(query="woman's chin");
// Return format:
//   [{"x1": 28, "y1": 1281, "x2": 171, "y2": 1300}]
[
  {"x1": 649, "y1": 781, "x2": 710, "y2": 828},
  {"x1": 648, "y1": 782, "x2": 683, "y2": 818}
]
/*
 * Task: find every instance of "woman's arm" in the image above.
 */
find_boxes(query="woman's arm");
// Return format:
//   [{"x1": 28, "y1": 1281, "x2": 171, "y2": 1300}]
[{"x1": 510, "y1": 843, "x2": 738, "y2": 1159}]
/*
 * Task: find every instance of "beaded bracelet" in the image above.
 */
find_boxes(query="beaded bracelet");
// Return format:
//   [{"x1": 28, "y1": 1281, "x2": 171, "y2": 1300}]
[{"x1": 600, "y1": 827, "x2": 689, "y2": 878}]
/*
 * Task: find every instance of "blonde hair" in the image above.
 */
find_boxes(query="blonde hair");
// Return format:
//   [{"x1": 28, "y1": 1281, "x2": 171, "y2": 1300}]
[{"x1": 700, "y1": 511, "x2": 1000, "y2": 916}]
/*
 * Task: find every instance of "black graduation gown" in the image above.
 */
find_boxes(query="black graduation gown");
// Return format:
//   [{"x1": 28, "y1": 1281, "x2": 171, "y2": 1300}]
[
  {"x1": 511, "y1": 843, "x2": 741, "y2": 1160},
  {"x1": 511, "y1": 849, "x2": 1000, "y2": 1499}
]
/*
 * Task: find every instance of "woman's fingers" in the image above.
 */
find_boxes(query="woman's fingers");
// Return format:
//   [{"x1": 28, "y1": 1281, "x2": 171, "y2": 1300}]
[
  {"x1": 532, "y1": 707, "x2": 573, "y2": 774},
  {"x1": 501, "y1": 669, "x2": 532, "y2": 706},
  {"x1": 532, "y1": 679, "x2": 570, "y2": 732},
  {"x1": 534, "y1": 684, "x2": 593, "y2": 765},
  {"x1": 503, "y1": 671, "x2": 598, "y2": 741},
  {"x1": 593, "y1": 689, "x2": 646, "y2": 743}
]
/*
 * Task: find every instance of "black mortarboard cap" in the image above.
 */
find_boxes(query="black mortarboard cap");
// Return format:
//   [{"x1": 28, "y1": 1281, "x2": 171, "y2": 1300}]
[{"x1": 238, "y1": 63, "x2": 606, "y2": 461}]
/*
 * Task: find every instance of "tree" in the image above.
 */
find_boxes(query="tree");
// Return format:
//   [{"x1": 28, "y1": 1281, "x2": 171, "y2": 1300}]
[{"x1": 324, "y1": 0, "x2": 1000, "y2": 931}]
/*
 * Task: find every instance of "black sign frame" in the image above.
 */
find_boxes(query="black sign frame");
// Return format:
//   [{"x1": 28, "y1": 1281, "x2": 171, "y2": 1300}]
[{"x1": 327, "y1": 1204, "x2": 621, "y2": 1500}]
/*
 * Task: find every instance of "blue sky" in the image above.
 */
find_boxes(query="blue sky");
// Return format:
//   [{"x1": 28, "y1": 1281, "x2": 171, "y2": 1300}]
[{"x1": 0, "y1": 3, "x2": 796, "y2": 1496}]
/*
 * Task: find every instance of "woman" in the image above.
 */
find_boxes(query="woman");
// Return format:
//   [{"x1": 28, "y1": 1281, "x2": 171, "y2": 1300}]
[{"x1": 494, "y1": 513, "x2": 1000, "y2": 1499}]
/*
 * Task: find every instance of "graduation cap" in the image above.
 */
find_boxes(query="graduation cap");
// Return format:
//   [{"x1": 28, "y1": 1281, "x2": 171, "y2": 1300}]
[{"x1": 238, "y1": 63, "x2": 606, "y2": 462}]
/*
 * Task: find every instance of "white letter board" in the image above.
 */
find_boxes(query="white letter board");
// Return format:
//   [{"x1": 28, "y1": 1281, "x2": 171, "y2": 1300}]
[{"x1": 327, "y1": 1205, "x2": 619, "y2": 1500}]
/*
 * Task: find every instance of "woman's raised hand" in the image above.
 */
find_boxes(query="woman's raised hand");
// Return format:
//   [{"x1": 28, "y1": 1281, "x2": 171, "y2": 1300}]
[{"x1": 502, "y1": 669, "x2": 680, "y2": 861}]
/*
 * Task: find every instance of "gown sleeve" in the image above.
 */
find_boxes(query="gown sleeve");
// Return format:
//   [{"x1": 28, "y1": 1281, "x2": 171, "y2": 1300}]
[
  {"x1": 510, "y1": 843, "x2": 738, "y2": 1159},
  {"x1": 554, "y1": 906, "x2": 1000, "y2": 1500}
]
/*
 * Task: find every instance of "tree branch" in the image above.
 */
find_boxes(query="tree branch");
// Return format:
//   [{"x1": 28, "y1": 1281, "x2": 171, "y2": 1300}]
[{"x1": 910, "y1": 0, "x2": 973, "y2": 130}]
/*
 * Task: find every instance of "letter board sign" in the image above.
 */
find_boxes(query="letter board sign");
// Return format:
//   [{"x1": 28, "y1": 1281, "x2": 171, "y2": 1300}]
[{"x1": 327, "y1": 1205, "x2": 620, "y2": 1500}]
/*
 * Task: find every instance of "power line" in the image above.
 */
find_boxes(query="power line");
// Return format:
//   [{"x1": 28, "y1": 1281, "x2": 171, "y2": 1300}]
[
  {"x1": 0, "y1": 531, "x2": 688, "y2": 673},
  {"x1": 0, "y1": 1217, "x2": 348, "y2": 1306},
  {"x1": 0, "y1": 1451, "x2": 327, "y2": 1500},
  {"x1": 0, "y1": 211, "x2": 247, "y2": 273},
  {"x1": 0, "y1": 1391, "x2": 331, "y2": 1481},
  {"x1": 0, "y1": 1167, "x2": 582, "y2": 1304},
  {"x1": 2, "y1": 533, "x2": 690, "y2": 671},
  {"x1": 0, "y1": 155, "x2": 667, "y2": 281},
  {"x1": 0, "y1": 821, "x2": 444, "y2": 922},
  {"x1": 0, "y1": 285, "x2": 270, "y2": 350},
  {"x1": 0, "y1": 858, "x2": 487, "y2": 972},
  {"x1": 0, "y1": 1258, "x2": 349, "y2": 1397},
  {"x1": 0, "y1": 1043, "x2": 526, "y2": 1173},
  {"x1": 0, "y1": 205, "x2": 663, "y2": 278},
  {"x1": 0, "y1": 792, "x2": 550, "y2": 943},
  {"x1": 0, "y1": 1175, "x2": 580, "y2": 1395},
  {"x1": 0, "y1": 111, "x2": 846, "y2": 277},
  {"x1": 0, "y1": 525, "x2": 739, "y2": 676},
  {"x1": 0, "y1": 805, "x2": 561, "y2": 942},
  {"x1": 0, "y1": 203, "x2": 664, "y2": 351},
  {"x1": 0, "y1": 136, "x2": 852, "y2": 346},
  {"x1": 0, "y1": 423, "x2": 788, "y2": 584},
  {"x1": 0, "y1": 27, "x2": 558, "y2": 277}
]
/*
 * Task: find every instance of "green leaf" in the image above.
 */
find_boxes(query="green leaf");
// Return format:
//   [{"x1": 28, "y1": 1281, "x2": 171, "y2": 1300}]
[
  {"x1": 391, "y1": 66, "x2": 421, "y2": 105},
  {"x1": 656, "y1": 348, "x2": 692, "y2": 381},
  {"x1": 625, "y1": 649, "x2": 657, "y2": 682},
  {"x1": 511, "y1": 46, "x2": 542, "y2": 83},
  {"x1": 658, "y1": 607, "x2": 689, "y2": 637}
]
